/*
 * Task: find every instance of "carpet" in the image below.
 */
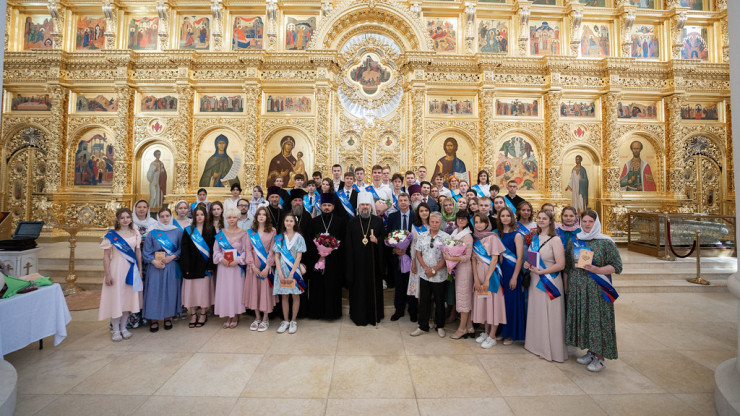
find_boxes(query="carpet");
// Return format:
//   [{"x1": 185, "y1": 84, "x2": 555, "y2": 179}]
[{"x1": 65, "y1": 290, "x2": 101, "y2": 311}]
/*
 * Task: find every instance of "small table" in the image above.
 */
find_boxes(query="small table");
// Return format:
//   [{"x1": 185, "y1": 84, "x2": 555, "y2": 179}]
[{"x1": 0, "y1": 284, "x2": 71, "y2": 359}]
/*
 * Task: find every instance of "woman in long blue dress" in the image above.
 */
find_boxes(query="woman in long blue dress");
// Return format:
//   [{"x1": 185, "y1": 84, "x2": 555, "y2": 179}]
[
  {"x1": 142, "y1": 208, "x2": 183, "y2": 332},
  {"x1": 497, "y1": 206, "x2": 526, "y2": 344}
]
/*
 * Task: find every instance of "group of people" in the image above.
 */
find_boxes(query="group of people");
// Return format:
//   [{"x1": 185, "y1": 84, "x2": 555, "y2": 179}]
[{"x1": 98, "y1": 164, "x2": 622, "y2": 372}]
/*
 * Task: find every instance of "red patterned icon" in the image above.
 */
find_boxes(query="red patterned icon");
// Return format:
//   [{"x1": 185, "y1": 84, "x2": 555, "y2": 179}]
[
  {"x1": 151, "y1": 121, "x2": 163, "y2": 133},
  {"x1": 574, "y1": 127, "x2": 585, "y2": 138}
]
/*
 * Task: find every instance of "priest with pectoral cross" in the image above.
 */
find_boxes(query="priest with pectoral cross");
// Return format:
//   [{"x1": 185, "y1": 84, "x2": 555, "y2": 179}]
[{"x1": 345, "y1": 192, "x2": 386, "y2": 326}]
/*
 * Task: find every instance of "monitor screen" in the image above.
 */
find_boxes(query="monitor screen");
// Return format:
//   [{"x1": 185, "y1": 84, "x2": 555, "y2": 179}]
[{"x1": 14, "y1": 221, "x2": 44, "y2": 239}]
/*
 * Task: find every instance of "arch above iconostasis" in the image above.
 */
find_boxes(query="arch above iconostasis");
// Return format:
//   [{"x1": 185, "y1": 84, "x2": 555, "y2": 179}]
[
  {"x1": 261, "y1": 127, "x2": 314, "y2": 189},
  {"x1": 424, "y1": 128, "x2": 478, "y2": 188}
]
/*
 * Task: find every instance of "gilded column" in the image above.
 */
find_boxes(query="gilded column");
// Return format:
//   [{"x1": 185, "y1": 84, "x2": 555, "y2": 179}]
[
  {"x1": 718, "y1": 0, "x2": 729, "y2": 63},
  {"x1": 411, "y1": 87, "x2": 426, "y2": 168},
  {"x1": 601, "y1": 92, "x2": 622, "y2": 197},
  {"x1": 665, "y1": 94, "x2": 685, "y2": 198},
  {"x1": 113, "y1": 85, "x2": 134, "y2": 194},
  {"x1": 45, "y1": 84, "x2": 67, "y2": 193},
  {"x1": 315, "y1": 85, "x2": 331, "y2": 175},
  {"x1": 727, "y1": 101, "x2": 734, "y2": 201},
  {"x1": 478, "y1": 89, "x2": 495, "y2": 173},
  {"x1": 544, "y1": 91, "x2": 562, "y2": 198},
  {"x1": 174, "y1": 85, "x2": 194, "y2": 194},
  {"x1": 669, "y1": 7, "x2": 688, "y2": 60},
  {"x1": 47, "y1": 0, "x2": 65, "y2": 50},
  {"x1": 242, "y1": 84, "x2": 260, "y2": 186},
  {"x1": 515, "y1": 1, "x2": 531, "y2": 57},
  {"x1": 103, "y1": 0, "x2": 118, "y2": 50},
  {"x1": 211, "y1": 0, "x2": 224, "y2": 51}
]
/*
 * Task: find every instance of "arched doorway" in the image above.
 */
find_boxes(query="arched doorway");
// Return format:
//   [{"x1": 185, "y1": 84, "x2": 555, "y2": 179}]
[
  {"x1": 4, "y1": 128, "x2": 47, "y2": 229},
  {"x1": 683, "y1": 136, "x2": 723, "y2": 214}
]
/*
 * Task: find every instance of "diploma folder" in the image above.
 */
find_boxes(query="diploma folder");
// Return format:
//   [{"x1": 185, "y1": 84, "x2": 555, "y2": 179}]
[{"x1": 0, "y1": 221, "x2": 44, "y2": 251}]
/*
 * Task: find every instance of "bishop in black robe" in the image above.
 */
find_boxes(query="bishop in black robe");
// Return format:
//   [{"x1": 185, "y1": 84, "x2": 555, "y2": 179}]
[
  {"x1": 345, "y1": 194, "x2": 386, "y2": 326},
  {"x1": 305, "y1": 194, "x2": 347, "y2": 320}
]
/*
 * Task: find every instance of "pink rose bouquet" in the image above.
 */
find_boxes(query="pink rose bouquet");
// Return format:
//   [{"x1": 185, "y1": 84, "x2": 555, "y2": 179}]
[
  {"x1": 441, "y1": 238, "x2": 467, "y2": 280},
  {"x1": 313, "y1": 233, "x2": 340, "y2": 272}
]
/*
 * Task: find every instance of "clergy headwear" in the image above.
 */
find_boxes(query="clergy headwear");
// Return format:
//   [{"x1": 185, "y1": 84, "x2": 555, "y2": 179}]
[
  {"x1": 290, "y1": 188, "x2": 307, "y2": 200},
  {"x1": 358, "y1": 192, "x2": 374, "y2": 206},
  {"x1": 267, "y1": 186, "x2": 282, "y2": 197},
  {"x1": 408, "y1": 184, "x2": 422, "y2": 196},
  {"x1": 320, "y1": 193, "x2": 335, "y2": 205}
]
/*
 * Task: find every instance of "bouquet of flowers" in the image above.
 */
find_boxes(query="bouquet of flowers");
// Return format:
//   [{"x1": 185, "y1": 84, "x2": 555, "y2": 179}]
[
  {"x1": 375, "y1": 199, "x2": 392, "y2": 216},
  {"x1": 441, "y1": 238, "x2": 467, "y2": 279},
  {"x1": 313, "y1": 233, "x2": 340, "y2": 272},
  {"x1": 384, "y1": 229, "x2": 413, "y2": 273}
]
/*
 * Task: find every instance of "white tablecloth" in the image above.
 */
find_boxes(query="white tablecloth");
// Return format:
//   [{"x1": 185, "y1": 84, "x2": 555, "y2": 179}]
[{"x1": 0, "y1": 284, "x2": 71, "y2": 359}]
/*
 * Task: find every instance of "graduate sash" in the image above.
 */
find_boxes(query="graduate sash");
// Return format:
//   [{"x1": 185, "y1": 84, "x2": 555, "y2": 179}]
[
  {"x1": 473, "y1": 239, "x2": 502, "y2": 293},
  {"x1": 573, "y1": 239, "x2": 619, "y2": 303},
  {"x1": 391, "y1": 192, "x2": 399, "y2": 211},
  {"x1": 185, "y1": 226, "x2": 212, "y2": 277},
  {"x1": 365, "y1": 185, "x2": 380, "y2": 201},
  {"x1": 173, "y1": 218, "x2": 184, "y2": 231},
  {"x1": 216, "y1": 230, "x2": 246, "y2": 272},
  {"x1": 303, "y1": 194, "x2": 320, "y2": 215},
  {"x1": 152, "y1": 230, "x2": 176, "y2": 255},
  {"x1": 530, "y1": 235, "x2": 562, "y2": 300},
  {"x1": 353, "y1": 184, "x2": 361, "y2": 192},
  {"x1": 337, "y1": 189, "x2": 355, "y2": 217},
  {"x1": 104, "y1": 229, "x2": 143, "y2": 292},
  {"x1": 471, "y1": 184, "x2": 486, "y2": 197},
  {"x1": 274, "y1": 234, "x2": 306, "y2": 293},
  {"x1": 247, "y1": 229, "x2": 273, "y2": 286},
  {"x1": 515, "y1": 222, "x2": 530, "y2": 237},
  {"x1": 504, "y1": 196, "x2": 517, "y2": 213},
  {"x1": 556, "y1": 227, "x2": 581, "y2": 248},
  {"x1": 451, "y1": 192, "x2": 461, "y2": 202}
]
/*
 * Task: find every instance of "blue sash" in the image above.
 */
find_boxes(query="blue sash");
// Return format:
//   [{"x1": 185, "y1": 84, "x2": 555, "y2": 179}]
[
  {"x1": 451, "y1": 192, "x2": 461, "y2": 202},
  {"x1": 274, "y1": 234, "x2": 306, "y2": 293},
  {"x1": 337, "y1": 189, "x2": 355, "y2": 217},
  {"x1": 391, "y1": 192, "x2": 399, "y2": 211},
  {"x1": 185, "y1": 226, "x2": 212, "y2": 277},
  {"x1": 471, "y1": 184, "x2": 486, "y2": 197},
  {"x1": 573, "y1": 239, "x2": 619, "y2": 303},
  {"x1": 530, "y1": 235, "x2": 562, "y2": 300},
  {"x1": 352, "y1": 184, "x2": 360, "y2": 192},
  {"x1": 504, "y1": 196, "x2": 517, "y2": 213},
  {"x1": 473, "y1": 239, "x2": 502, "y2": 293},
  {"x1": 190, "y1": 202, "x2": 198, "y2": 212},
  {"x1": 104, "y1": 229, "x2": 143, "y2": 292},
  {"x1": 516, "y1": 222, "x2": 530, "y2": 237},
  {"x1": 365, "y1": 186, "x2": 380, "y2": 201},
  {"x1": 248, "y1": 229, "x2": 273, "y2": 286},
  {"x1": 173, "y1": 218, "x2": 184, "y2": 231},
  {"x1": 152, "y1": 230, "x2": 176, "y2": 255},
  {"x1": 556, "y1": 227, "x2": 581, "y2": 248},
  {"x1": 414, "y1": 224, "x2": 427, "y2": 234},
  {"x1": 216, "y1": 230, "x2": 246, "y2": 272},
  {"x1": 303, "y1": 194, "x2": 317, "y2": 215}
]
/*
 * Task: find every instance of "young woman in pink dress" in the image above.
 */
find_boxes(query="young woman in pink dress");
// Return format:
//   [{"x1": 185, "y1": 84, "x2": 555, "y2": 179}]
[
  {"x1": 99, "y1": 208, "x2": 143, "y2": 342},
  {"x1": 243, "y1": 206, "x2": 277, "y2": 332},
  {"x1": 471, "y1": 212, "x2": 507, "y2": 349},
  {"x1": 523, "y1": 210, "x2": 567, "y2": 362},
  {"x1": 213, "y1": 207, "x2": 247, "y2": 328}
]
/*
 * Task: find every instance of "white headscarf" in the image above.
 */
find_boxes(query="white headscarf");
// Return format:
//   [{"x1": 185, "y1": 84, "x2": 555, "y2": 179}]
[
  {"x1": 576, "y1": 213, "x2": 612, "y2": 241},
  {"x1": 152, "y1": 212, "x2": 178, "y2": 232},
  {"x1": 357, "y1": 192, "x2": 376, "y2": 215}
]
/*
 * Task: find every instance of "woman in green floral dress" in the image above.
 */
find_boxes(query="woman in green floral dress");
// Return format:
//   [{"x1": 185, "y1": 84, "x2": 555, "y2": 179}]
[{"x1": 564, "y1": 210, "x2": 622, "y2": 372}]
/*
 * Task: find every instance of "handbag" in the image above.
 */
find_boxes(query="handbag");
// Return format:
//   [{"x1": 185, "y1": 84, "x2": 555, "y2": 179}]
[{"x1": 522, "y1": 236, "x2": 554, "y2": 288}]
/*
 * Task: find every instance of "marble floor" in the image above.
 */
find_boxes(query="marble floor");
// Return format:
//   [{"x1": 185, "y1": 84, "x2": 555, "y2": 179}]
[{"x1": 5, "y1": 291, "x2": 737, "y2": 416}]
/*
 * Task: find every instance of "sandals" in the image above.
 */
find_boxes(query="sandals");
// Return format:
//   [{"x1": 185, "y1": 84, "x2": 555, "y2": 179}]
[
  {"x1": 450, "y1": 329, "x2": 467, "y2": 340},
  {"x1": 229, "y1": 317, "x2": 239, "y2": 329},
  {"x1": 149, "y1": 322, "x2": 159, "y2": 333},
  {"x1": 196, "y1": 314, "x2": 208, "y2": 328},
  {"x1": 164, "y1": 319, "x2": 173, "y2": 330},
  {"x1": 189, "y1": 314, "x2": 198, "y2": 328},
  {"x1": 250, "y1": 320, "x2": 261, "y2": 331}
]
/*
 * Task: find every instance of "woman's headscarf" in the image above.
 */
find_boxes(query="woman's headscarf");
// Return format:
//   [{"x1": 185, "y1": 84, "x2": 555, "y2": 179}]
[
  {"x1": 576, "y1": 213, "x2": 612, "y2": 241},
  {"x1": 441, "y1": 198, "x2": 459, "y2": 222},
  {"x1": 152, "y1": 212, "x2": 178, "y2": 232}
]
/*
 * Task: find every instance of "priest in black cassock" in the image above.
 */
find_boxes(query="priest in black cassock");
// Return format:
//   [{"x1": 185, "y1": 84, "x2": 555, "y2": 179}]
[
  {"x1": 345, "y1": 192, "x2": 386, "y2": 326},
  {"x1": 266, "y1": 186, "x2": 284, "y2": 232},
  {"x1": 305, "y1": 193, "x2": 347, "y2": 320},
  {"x1": 283, "y1": 188, "x2": 312, "y2": 318}
]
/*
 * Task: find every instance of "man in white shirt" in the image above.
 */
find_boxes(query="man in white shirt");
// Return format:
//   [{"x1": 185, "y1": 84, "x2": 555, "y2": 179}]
[
  {"x1": 386, "y1": 173, "x2": 405, "y2": 216},
  {"x1": 415, "y1": 165, "x2": 427, "y2": 185},
  {"x1": 331, "y1": 164, "x2": 343, "y2": 192},
  {"x1": 354, "y1": 166, "x2": 366, "y2": 187},
  {"x1": 362, "y1": 165, "x2": 393, "y2": 204},
  {"x1": 381, "y1": 165, "x2": 392, "y2": 189},
  {"x1": 236, "y1": 198, "x2": 253, "y2": 231},
  {"x1": 432, "y1": 173, "x2": 452, "y2": 198}
]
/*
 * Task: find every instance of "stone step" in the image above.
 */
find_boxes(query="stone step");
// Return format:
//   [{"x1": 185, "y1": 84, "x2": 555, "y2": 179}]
[{"x1": 614, "y1": 279, "x2": 729, "y2": 293}]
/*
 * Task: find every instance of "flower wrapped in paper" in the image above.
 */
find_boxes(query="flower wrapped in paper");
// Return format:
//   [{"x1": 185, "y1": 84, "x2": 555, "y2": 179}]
[
  {"x1": 313, "y1": 233, "x2": 340, "y2": 272},
  {"x1": 374, "y1": 199, "x2": 391, "y2": 217},
  {"x1": 441, "y1": 238, "x2": 467, "y2": 280},
  {"x1": 384, "y1": 229, "x2": 413, "y2": 273}
]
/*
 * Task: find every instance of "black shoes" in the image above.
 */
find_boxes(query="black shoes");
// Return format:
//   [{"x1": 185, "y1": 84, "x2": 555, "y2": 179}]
[
  {"x1": 390, "y1": 312, "x2": 404, "y2": 321},
  {"x1": 409, "y1": 313, "x2": 418, "y2": 323}
]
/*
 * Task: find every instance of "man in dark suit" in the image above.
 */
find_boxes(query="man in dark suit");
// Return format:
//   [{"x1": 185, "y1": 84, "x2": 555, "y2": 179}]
[
  {"x1": 385, "y1": 192, "x2": 418, "y2": 322},
  {"x1": 419, "y1": 181, "x2": 440, "y2": 212},
  {"x1": 331, "y1": 164, "x2": 344, "y2": 192},
  {"x1": 336, "y1": 171, "x2": 359, "y2": 217}
]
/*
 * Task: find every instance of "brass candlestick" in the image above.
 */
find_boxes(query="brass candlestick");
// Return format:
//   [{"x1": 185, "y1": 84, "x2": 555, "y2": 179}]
[{"x1": 58, "y1": 217, "x2": 86, "y2": 296}]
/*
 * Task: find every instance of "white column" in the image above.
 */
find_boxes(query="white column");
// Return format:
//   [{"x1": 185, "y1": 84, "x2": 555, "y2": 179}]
[{"x1": 715, "y1": 2, "x2": 740, "y2": 415}]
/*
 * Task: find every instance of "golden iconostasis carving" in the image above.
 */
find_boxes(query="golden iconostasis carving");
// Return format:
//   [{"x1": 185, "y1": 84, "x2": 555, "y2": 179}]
[{"x1": 0, "y1": 0, "x2": 732, "y2": 236}]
